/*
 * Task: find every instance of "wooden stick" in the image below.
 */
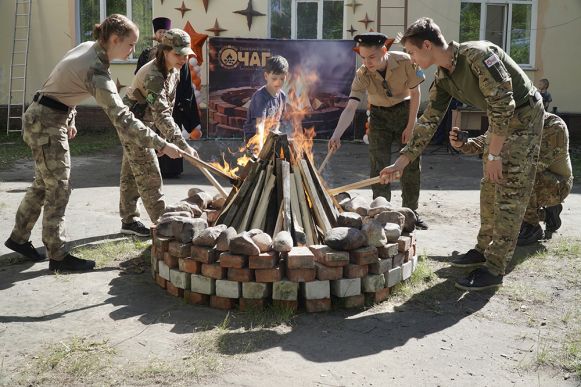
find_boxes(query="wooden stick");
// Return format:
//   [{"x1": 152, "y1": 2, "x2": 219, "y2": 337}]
[
  {"x1": 289, "y1": 173, "x2": 306, "y2": 246},
  {"x1": 317, "y1": 149, "x2": 334, "y2": 174},
  {"x1": 293, "y1": 170, "x2": 316, "y2": 246},
  {"x1": 250, "y1": 170, "x2": 276, "y2": 229},
  {"x1": 237, "y1": 170, "x2": 265, "y2": 232},
  {"x1": 300, "y1": 159, "x2": 332, "y2": 234},
  {"x1": 198, "y1": 168, "x2": 228, "y2": 198},
  {"x1": 327, "y1": 175, "x2": 395, "y2": 196},
  {"x1": 180, "y1": 150, "x2": 239, "y2": 183}
]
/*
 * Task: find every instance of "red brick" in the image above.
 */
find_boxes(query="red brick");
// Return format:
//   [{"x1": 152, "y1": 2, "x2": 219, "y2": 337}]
[
  {"x1": 233, "y1": 106, "x2": 247, "y2": 118},
  {"x1": 239, "y1": 298, "x2": 266, "y2": 312},
  {"x1": 184, "y1": 290, "x2": 210, "y2": 305},
  {"x1": 349, "y1": 246, "x2": 378, "y2": 265},
  {"x1": 364, "y1": 287, "x2": 390, "y2": 305},
  {"x1": 191, "y1": 245, "x2": 217, "y2": 264},
  {"x1": 309, "y1": 245, "x2": 349, "y2": 267},
  {"x1": 255, "y1": 267, "x2": 283, "y2": 283},
  {"x1": 168, "y1": 241, "x2": 192, "y2": 258},
  {"x1": 272, "y1": 299, "x2": 298, "y2": 312},
  {"x1": 219, "y1": 252, "x2": 248, "y2": 268},
  {"x1": 201, "y1": 263, "x2": 227, "y2": 279},
  {"x1": 343, "y1": 264, "x2": 368, "y2": 279},
  {"x1": 216, "y1": 102, "x2": 236, "y2": 115},
  {"x1": 153, "y1": 236, "x2": 171, "y2": 254},
  {"x1": 393, "y1": 253, "x2": 404, "y2": 268},
  {"x1": 403, "y1": 231, "x2": 416, "y2": 246},
  {"x1": 404, "y1": 248, "x2": 413, "y2": 263},
  {"x1": 398, "y1": 236, "x2": 411, "y2": 252},
  {"x1": 210, "y1": 295, "x2": 237, "y2": 310},
  {"x1": 315, "y1": 262, "x2": 343, "y2": 281},
  {"x1": 228, "y1": 268, "x2": 255, "y2": 282},
  {"x1": 151, "y1": 244, "x2": 158, "y2": 261},
  {"x1": 166, "y1": 281, "x2": 184, "y2": 298},
  {"x1": 287, "y1": 246, "x2": 315, "y2": 269},
  {"x1": 334, "y1": 294, "x2": 365, "y2": 309},
  {"x1": 179, "y1": 258, "x2": 201, "y2": 274},
  {"x1": 249, "y1": 251, "x2": 279, "y2": 269},
  {"x1": 163, "y1": 252, "x2": 179, "y2": 269},
  {"x1": 305, "y1": 298, "x2": 332, "y2": 313},
  {"x1": 155, "y1": 273, "x2": 167, "y2": 289},
  {"x1": 412, "y1": 243, "x2": 417, "y2": 258},
  {"x1": 287, "y1": 268, "x2": 316, "y2": 282}
]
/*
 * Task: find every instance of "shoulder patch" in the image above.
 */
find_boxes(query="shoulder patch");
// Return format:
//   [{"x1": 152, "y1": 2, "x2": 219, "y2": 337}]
[
  {"x1": 484, "y1": 53, "x2": 500, "y2": 68},
  {"x1": 146, "y1": 92, "x2": 158, "y2": 105}
]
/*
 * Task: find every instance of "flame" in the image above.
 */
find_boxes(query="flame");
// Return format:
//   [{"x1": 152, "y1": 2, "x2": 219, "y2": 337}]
[
  {"x1": 285, "y1": 69, "x2": 318, "y2": 162},
  {"x1": 208, "y1": 154, "x2": 239, "y2": 177}
]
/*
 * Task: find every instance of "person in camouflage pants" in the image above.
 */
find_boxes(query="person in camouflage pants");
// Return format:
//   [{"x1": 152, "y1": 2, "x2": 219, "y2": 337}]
[
  {"x1": 120, "y1": 29, "x2": 198, "y2": 236},
  {"x1": 380, "y1": 18, "x2": 545, "y2": 291},
  {"x1": 451, "y1": 112, "x2": 573, "y2": 245},
  {"x1": 4, "y1": 14, "x2": 182, "y2": 272}
]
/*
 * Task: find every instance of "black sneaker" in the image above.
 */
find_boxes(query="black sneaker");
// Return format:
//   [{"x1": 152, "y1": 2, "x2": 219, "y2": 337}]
[
  {"x1": 455, "y1": 268, "x2": 503, "y2": 291},
  {"x1": 413, "y1": 211, "x2": 429, "y2": 230},
  {"x1": 517, "y1": 222, "x2": 544, "y2": 246},
  {"x1": 49, "y1": 253, "x2": 96, "y2": 272},
  {"x1": 120, "y1": 221, "x2": 150, "y2": 237},
  {"x1": 450, "y1": 249, "x2": 486, "y2": 268},
  {"x1": 544, "y1": 204, "x2": 563, "y2": 233},
  {"x1": 4, "y1": 238, "x2": 45, "y2": 261}
]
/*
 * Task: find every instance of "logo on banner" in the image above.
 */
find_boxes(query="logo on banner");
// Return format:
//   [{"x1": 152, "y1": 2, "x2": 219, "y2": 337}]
[{"x1": 219, "y1": 45, "x2": 271, "y2": 69}]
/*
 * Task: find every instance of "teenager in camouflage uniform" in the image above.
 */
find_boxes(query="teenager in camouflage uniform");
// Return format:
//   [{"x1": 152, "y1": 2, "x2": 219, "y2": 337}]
[
  {"x1": 120, "y1": 29, "x2": 198, "y2": 236},
  {"x1": 450, "y1": 112, "x2": 573, "y2": 245},
  {"x1": 380, "y1": 18, "x2": 545, "y2": 291},
  {"x1": 4, "y1": 14, "x2": 182, "y2": 272},
  {"x1": 329, "y1": 32, "x2": 428, "y2": 229}
]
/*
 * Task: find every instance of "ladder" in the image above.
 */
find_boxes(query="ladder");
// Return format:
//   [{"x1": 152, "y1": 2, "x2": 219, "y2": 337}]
[{"x1": 6, "y1": 0, "x2": 32, "y2": 134}]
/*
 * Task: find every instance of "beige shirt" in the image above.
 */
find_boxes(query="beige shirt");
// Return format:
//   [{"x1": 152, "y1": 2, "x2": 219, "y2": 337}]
[{"x1": 349, "y1": 51, "x2": 424, "y2": 107}]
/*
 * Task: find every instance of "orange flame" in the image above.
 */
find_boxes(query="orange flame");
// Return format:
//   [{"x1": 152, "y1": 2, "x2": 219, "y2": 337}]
[{"x1": 208, "y1": 154, "x2": 239, "y2": 177}]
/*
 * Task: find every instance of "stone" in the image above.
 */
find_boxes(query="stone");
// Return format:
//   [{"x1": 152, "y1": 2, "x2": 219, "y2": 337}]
[
  {"x1": 335, "y1": 192, "x2": 351, "y2": 209},
  {"x1": 242, "y1": 282, "x2": 271, "y2": 299},
  {"x1": 172, "y1": 217, "x2": 208, "y2": 243},
  {"x1": 187, "y1": 187, "x2": 204, "y2": 198},
  {"x1": 215, "y1": 280, "x2": 241, "y2": 298},
  {"x1": 155, "y1": 216, "x2": 178, "y2": 237},
  {"x1": 300, "y1": 280, "x2": 330, "y2": 300},
  {"x1": 211, "y1": 194, "x2": 226, "y2": 210},
  {"x1": 188, "y1": 191, "x2": 213, "y2": 210},
  {"x1": 368, "y1": 196, "x2": 393, "y2": 217},
  {"x1": 337, "y1": 212, "x2": 363, "y2": 229},
  {"x1": 249, "y1": 251, "x2": 278, "y2": 269},
  {"x1": 287, "y1": 246, "x2": 315, "y2": 269},
  {"x1": 162, "y1": 202, "x2": 196, "y2": 216},
  {"x1": 168, "y1": 241, "x2": 192, "y2": 258},
  {"x1": 362, "y1": 219, "x2": 387, "y2": 247},
  {"x1": 159, "y1": 211, "x2": 192, "y2": 220},
  {"x1": 178, "y1": 201, "x2": 203, "y2": 217},
  {"x1": 309, "y1": 245, "x2": 350, "y2": 267},
  {"x1": 386, "y1": 266, "x2": 402, "y2": 287},
  {"x1": 272, "y1": 231, "x2": 293, "y2": 252},
  {"x1": 272, "y1": 280, "x2": 299, "y2": 301},
  {"x1": 216, "y1": 227, "x2": 237, "y2": 252},
  {"x1": 324, "y1": 227, "x2": 367, "y2": 251},
  {"x1": 315, "y1": 262, "x2": 344, "y2": 281},
  {"x1": 396, "y1": 207, "x2": 417, "y2": 232},
  {"x1": 170, "y1": 269, "x2": 191, "y2": 290},
  {"x1": 192, "y1": 225, "x2": 227, "y2": 247},
  {"x1": 362, "y1": 274, "x2": 386, "y2": 292},
  {"x1": 158, "y1": 260, "x2": 170, "y2": 280},
  {"x1": 375, "y1": 210, "x2": 405, "y2": 229},
  {"x1": 191, "y1": 274, "x2": 216, "y2": 295},
  {"x1": 331, "y1": 278, "x2": 361, "y2": 297},
  {"x1": 378, "y1": 243, "x2": 399, "y2": 259},
  {"x1": 229, "y1": 232, "x2": 260, "y2": 256},
  {"x1": 251, "y1": 232, "x2": 272, "y2": 253},
  {"x1": 402, "y1": 261, "x2": 413, "y2": 281},
  {"x1": 344, "y1": 196, "x2": 370, "y2": 217},
  {"x1": 383, "y1": 223, "x2": 402, "y2": 243},
  {"x1": 247, "y1": 229, "x2": 263, "y2": 237}
]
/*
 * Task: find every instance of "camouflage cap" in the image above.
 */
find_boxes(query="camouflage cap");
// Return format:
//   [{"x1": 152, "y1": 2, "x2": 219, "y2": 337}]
[{"x1": 161, "y1": 28, "x2": 195, "y2": 56}]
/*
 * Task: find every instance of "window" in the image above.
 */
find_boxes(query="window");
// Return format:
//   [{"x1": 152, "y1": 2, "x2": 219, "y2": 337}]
[
  {"x1": 77, "y1": 0, "x2": 152, "y2": 60},
  {"x1": 270, "y1": 0, "x2": 344, "y2": 39},
  {"x1": 460, "y1": 0, "x2": 537, "y2": 67}
]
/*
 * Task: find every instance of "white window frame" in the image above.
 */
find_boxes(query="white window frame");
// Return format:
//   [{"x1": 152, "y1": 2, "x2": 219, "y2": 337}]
[
  {"x1": 269, "y1": 0, "x2": 344, "y2": 40},
  {"x1": 461, "y1": 0, "x2": 537, "y2": 68},
  {"x1": 75, "y1": 0, "x2": 147, "y2": 62}
]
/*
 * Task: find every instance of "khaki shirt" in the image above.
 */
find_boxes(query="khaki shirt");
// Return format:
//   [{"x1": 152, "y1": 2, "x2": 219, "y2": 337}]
[
  {"x1": 349, "y1": 51, "x2": 424, "y2": 107},
  {"x1": 125, "y1": 60, "x2": 188, "y2": 151},
  {"x1": 39, "y1": 41, "x2": 167, "y2": 150},
  {"x1": 402, "y1": 41, "x2": 536, "y2": 161}
]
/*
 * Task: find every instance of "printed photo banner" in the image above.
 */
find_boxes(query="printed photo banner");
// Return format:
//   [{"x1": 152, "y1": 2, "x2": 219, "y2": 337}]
[{"x1": 207, "y1": 38, "x2": 357, "y2": 139}]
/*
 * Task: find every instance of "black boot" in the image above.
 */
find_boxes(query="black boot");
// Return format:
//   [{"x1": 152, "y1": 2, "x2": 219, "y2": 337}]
[
  {"x1": 450, "y1": 249, "x2": 486, "y2": 268},
  {"x1": 49, "y1": 253, "x2": 96, "y2": 272},
  {"x1": 4, "y1": 238, "x2": 45, "y2": 261},
  {"x1": 544, "y1": 204, "x2": 563, "y2": 233},
  {"x1": 120, "y1": 220, "x2": 150, "y2": 237},
  {"x1": 517, "y1": 222, "x2": 544, "y2": 246},
  {"x1": 413, "y1": 211, "x2": 429, "y2": 230},
  {"x1": 455, "y1": 268, "x2": 503, "y2": 291}
]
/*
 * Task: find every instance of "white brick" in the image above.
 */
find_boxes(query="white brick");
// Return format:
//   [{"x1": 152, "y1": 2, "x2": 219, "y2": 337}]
[
  {"x1": 300, "y1": 281, "x2": 330, "y2": 300},
  {"x1": 362, "y1": 274, "x2": 386, "y2": 292},
  {"x1": 242, "y1": 282, "x2": 271, "y2": 299},
  {"x1": 387, "y1": 266, "x2": 402, "y2": 287},
  {"x1": 402, "y1": 261, "x2": 413, "y2": 281},
  {"x1": 331, "y1": 278, "x2": 361, "y2": 297},
  {"x1": 170, "y1": 269, "x2": 190, "y2": 290},
  {"x1": 412, "y1": 255, "x2": 418, "y2": 272},
  {"x1": 216, "y1": 280, "x2": 241, "y2": 298},
  {"x1": 272, "y1": 280, "x2": 299, "y2": 301},
  {"x1": 158, "y1": 261, "x2": 170, "y2": 280},
  {"x1": 191, "y1": 274, "x2": 215, "y2": 295}
]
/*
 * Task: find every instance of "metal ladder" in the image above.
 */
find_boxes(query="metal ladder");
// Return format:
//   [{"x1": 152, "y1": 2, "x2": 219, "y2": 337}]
[{"x1": 6, "y1": 0, "x2": 32, "y2": 134}]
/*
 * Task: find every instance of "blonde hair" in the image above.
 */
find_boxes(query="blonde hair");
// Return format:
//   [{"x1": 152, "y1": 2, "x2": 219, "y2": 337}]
[{"x1": 93, "y1": 14, "x2": 138, "y2": 43}]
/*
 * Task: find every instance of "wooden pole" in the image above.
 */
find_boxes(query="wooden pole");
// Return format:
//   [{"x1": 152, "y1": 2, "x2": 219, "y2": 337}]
[
  {"x1": 180, "y1": 150, "x2": 239, "y2": 183},
  {"x1": 317, "y1": 150, "x2": 334, "y2": 174},
  {"x1": 199, "y1": 168, "x2": 228, "y2": 198},
  {"x1": 327, "y1": 175, "x2": 399, "y2": 196},
  {"x1": 293, "y1": 170, "x2": 316, "y2": 245}
]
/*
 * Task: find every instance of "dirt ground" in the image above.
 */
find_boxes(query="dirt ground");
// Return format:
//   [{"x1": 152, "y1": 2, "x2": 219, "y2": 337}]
[{"x1": 0, "y1": 140, "x2": 580, "y2": 386}]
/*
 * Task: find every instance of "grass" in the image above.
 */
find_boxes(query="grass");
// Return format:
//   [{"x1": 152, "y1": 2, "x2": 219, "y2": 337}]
[
  {"x1": 71, "y1": 238, "x2": 151, "y2": 269},
  {"x1": 0, "y1": 130, "x2": 120, "y2": 170},
  {"x1": 390, "y1": 254, "x2": 438, "y2": 301}
]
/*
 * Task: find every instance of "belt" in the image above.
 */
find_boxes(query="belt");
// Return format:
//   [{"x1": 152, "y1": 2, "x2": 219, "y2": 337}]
[
  {"x1": 516, "y1": 90, "x2": 542, "y2": 109},
  {"x1": 33, "y1": 92, "x2": 70, "y2": 112},
  {"x1": 370, "y1": 99, "x2": 410, "y2": 110}
]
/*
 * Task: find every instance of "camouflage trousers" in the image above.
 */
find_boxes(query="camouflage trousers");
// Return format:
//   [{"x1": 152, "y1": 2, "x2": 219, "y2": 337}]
[
  {"x1": 369, "y1": 101, "x2": 421, "y2": 209},
  {"x1": 119, "y1": 138, "x2": 165, "y2": 224},
  {"x1": 10, "y1": 102, "x2": 74, "y2": 260},
  {"x1": 475, "y1": 99, "x2": 544, "y2": 275},
  {"x1": 523, "y1": 172, "x2": 573, "y2": 224}
]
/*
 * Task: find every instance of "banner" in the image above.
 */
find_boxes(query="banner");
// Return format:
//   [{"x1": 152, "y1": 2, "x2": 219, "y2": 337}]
[{"x1": 207, "y1": 38, "x2": 357, "y2": 139}]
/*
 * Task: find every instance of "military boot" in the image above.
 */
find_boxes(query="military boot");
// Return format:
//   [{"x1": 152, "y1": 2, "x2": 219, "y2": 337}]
[
  {"x1": 450, "y1": 248, "x2": 486, "y2": 268},
  {"x1": 544, "y1": 204, "x2": 563, "y2": 233},
  {"x1": 49, "y1": 253, "x2": 96, "y2": 272},
  {"x1": 517, "y1": 222, "x2": 544, "y2": 246},
  {"x1": 4, "y1": 238, "x2": 45, "y2": 261},
  {"x1": 455, "y1": 267, "x2": 503, "y2": 291}
]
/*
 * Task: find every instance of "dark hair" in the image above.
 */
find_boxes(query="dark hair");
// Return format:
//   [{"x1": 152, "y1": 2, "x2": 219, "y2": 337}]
[
  {"x1": 358, "y1": 42, "x2": 384, "y2": 49},
  {"x1": 539, "y1": 78, "x2": 550, "y2": 88},
  {"x1": 265, "y1": 55, "x2": 289, "y2": 75},
  {"x1": 154, "y1": 44, "x2": 173, "y2": 78},
  {"x1": 400, "y1": 17, "x2": 446, "y2": 48},
  {"x1": 93, "y1": 14, "x2": 138, "y2": 43}
]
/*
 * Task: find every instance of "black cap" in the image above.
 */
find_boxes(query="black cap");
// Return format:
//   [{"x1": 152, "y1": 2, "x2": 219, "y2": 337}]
[
  {"x1": 354, "y1": 32, "x2": 389, "y2": 45},
  {"x1": 152, "y1": 17, "x2": 172, "y2": 32}
]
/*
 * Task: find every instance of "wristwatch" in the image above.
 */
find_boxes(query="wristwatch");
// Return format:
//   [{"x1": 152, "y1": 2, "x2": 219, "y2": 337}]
[{"x1": 487, "y1": 153, "x2": 502, "y2": 161}]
